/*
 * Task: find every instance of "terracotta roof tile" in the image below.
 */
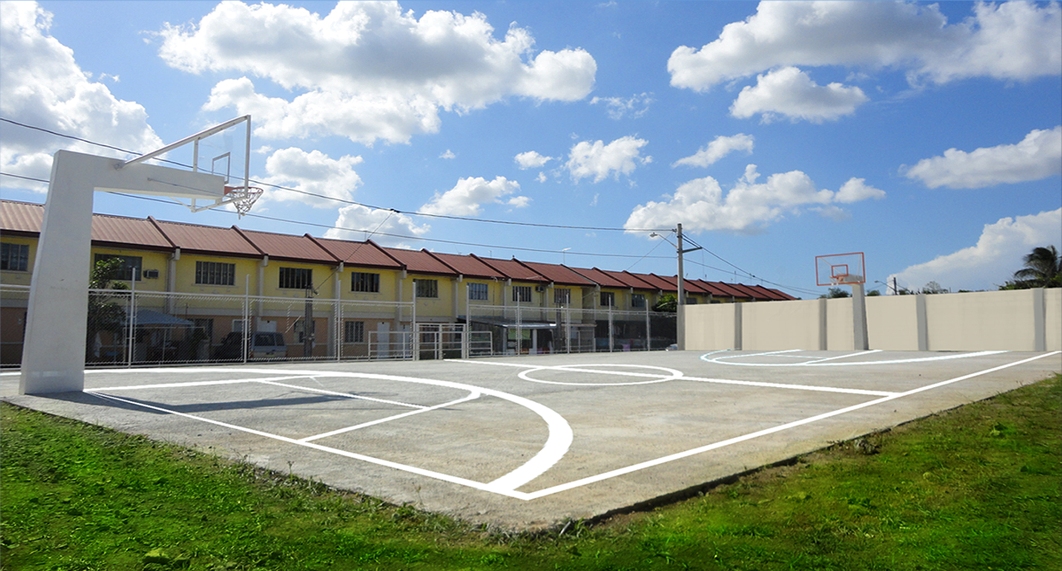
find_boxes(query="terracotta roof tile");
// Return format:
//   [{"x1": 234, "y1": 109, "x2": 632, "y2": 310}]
[
  {"x1": 567, "y1": 266, "x2": 628, "y2": 288},
  {"x1": 92, "y1": 214, "x2": 173, "y2": 249},
  {"x1": 0, "y1": 200, "x2": 43, "y2": 233},
  {"x1": 236, "y1": 228, "x2": 337, "y2": 263},
  {"x1": 475, "y1": 256, "x2": 547, "y2": 282},
  {"x1": 427, "y1": 252, "x2": 505, "y2": 279},
  {"x1": 516, "y1": 261, "x2": 595, "y2": 286},
  {"x1": 313, "y1": 238, "x2": 402, "y2": 269},
  {"x1": 384, "y1": 248, "x2": 456, "y2": 275},
  {"x1": 151, "y1": 218, "x2": 262, "y2": 257}
]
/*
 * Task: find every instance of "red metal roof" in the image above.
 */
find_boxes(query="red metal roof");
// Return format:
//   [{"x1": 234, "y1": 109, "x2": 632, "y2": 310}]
[
  {"x1": 236, "y1": 228, "x2": 337, "y2": 263},
  {"x1": 92, "y1": 214, "x2": 173, "y2": 249},
  {"x1": 516, "y1": 261, "x2": 595, "y2": 286},
  {"x1": 0, "y1": 200, "x2": 44, "y2": 233},
  {"x1": 567, "y1": 266, "x2": 628, "y2": 288},
  {"x1": 384, "y1": 248, "x2": 456, "y2": 275},
  {"x1": 597, "y1": 269, "x2": 655, "y2": 289},
  {"x1": 313, "y1": 238, "x2": 402, "y2": 269},
  {"x1": 475, "y1": 256, "x2": 548, "y2": 282},
  {"x1": 627, "y1": 272, "x2": 673, "y2": 292},
  {"x1": 151, "y1": 218, "x2": 263, "y2": 257},
  {"x1": 427, "y1": 252, "x2": 505, "y2": 279}
]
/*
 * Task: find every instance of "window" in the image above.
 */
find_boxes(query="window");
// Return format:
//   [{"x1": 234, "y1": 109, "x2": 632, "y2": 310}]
[
  {"x1": 195, "y1": 261, "x2": 235, "y2": 285},
  {"x1": 468, "y1": 282, "x2": 488, "y2": 301},
  {"x1": 1, "y1": 243, "x2": 29, "y2": 272},
  {"x1": 344, "y1": 321, "x2": 365, "y2": 343},
  {"x1": 554, "y1": 288, "x2": 571, "y2": 305},
  {"x1": 512, "y1": 285, "x2": 532, "y2": 303},
  {"x1": 279, "y1": 267, "x2": 312, "y2": 289},
  {"x1": 415, "y1": 279, "x2": 438, "y2": 298},
  {"x1": 94, "y1": 254, "x2": 142, "y2": 281},
  {"x1": 632, "y1": 293, "x2": 646, "y2": 308},
  {"x1": 352, "y1": 272, "x2": 380, "y2": 293},
  {"x1": 600, "y1": 291, "x2": 615, "y2": 307}
]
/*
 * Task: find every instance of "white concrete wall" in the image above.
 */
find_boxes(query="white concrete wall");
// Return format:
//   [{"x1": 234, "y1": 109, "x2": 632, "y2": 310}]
[
  {"x1": 684, "y1": 288, "x2": 1060, "y2": 352},
  {"x1": 1047, "y1": 288, "x2": 1061, "y2": 352},
  {"x1": 824, "y1": 297, "x2": 854, "y2": 350},
  {"x1": 741, "y1": 299, "x2": 823, "y2": 351},
  {"x1": 685, "y1": 304, "x2": 739, "y2": 350},
  {"x1": 865, "y1": 295, "x2": 922, "y2": 351},
  {"x1": 924, "y1": 289, "x2": 1041, "y2": 351}
]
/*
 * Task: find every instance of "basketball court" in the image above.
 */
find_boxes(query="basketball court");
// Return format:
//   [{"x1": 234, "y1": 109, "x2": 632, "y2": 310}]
[{"x1": 3, "y1": 349, "x2": 1058, "y2": 530}]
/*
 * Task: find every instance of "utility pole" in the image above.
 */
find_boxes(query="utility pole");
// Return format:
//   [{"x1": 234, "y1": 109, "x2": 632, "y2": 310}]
[{"x1": 675, "y1": 223, "x2": 701, "y2": 350}]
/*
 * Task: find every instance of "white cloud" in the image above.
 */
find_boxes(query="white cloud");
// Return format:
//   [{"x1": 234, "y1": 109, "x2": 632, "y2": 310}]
[
  {"x1": 625, "y1": 165, "x2": 884, "y2": 233},
  {"x1": 567, "y1": 136, "x2": 651, "y2": 183},
  {"x1": 257, "y1": 148, "x2": 363, "y2": 208},
  {"x1": 160, "y1": 1, "x2": 596, "y2": 145},
  {"x1": 890, "y1": 208, "x2": 1062, "y2": 291},
  {"x1": 0, "y1": 1, "x2": 163, "y2": 191},
  {"x1": 834, "y1": 177, "x2": 886, "y2": 203},
  {"x1": 904, "y1": 126, "x2": 1062, "y2": 189},
  {"x1": 325, "y1": 204, "x2": 429, "y2": 248},
  {"x1": 419, "y1": 176, "x2": 526, "y2": 216},
  {"x1": 590, "y1": 92, "x2": 653, "y2": 120},
  {"x1": 673, "y1": 133, "x2": 754, "y2": 168},
  {"x1": 439, "y1": 149, "x2": 456, "y2": 159},
  {"x1": 668, "y1": 1, "x2": 1061, "y2": 91},
  {"x1": 729, "y1": 67, "x2": 868, "y2": 123},
  {"x1": 514, "y1": 150, "x2": 552, "y2": 169}
]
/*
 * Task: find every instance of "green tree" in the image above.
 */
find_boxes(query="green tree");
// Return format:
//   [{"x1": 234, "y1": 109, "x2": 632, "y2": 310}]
[
  {"x1": 652, "y1": 293, "x2": 676, "y2": 312},
  {"x1": 86, "y1": 258, "x2": 129, "y2": 361},
  {"x1": 1004, "y1": 245, "x2": 1062, "y2": 289},
  {"x1": 819, "y1": 287, "x2": 850, "y2": 299}
]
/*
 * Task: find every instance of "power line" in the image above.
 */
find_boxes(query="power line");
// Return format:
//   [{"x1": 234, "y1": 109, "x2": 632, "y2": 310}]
[
  {"x1": 0, "y1": 116, "x2": 669, "y2": 233},
  {"x1": 1, "y1": 118, "x2": 806, "y2": 295}
]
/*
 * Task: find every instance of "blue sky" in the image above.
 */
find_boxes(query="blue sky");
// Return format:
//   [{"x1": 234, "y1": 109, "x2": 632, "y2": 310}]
[{"x1": 2, "y1": 1, "x2": 1059, "y2": 297}]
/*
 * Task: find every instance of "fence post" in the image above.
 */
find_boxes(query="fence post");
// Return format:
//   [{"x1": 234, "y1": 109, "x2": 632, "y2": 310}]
[
  {"x1": 126, "y1": 268, "x2": 137, "y2": 368},
  {"x1": 242, "y1": 275, "x2": 249, "y2": 364},
  {"x1": 645, "y1": 303, "x2": 651, "y2": 351}
]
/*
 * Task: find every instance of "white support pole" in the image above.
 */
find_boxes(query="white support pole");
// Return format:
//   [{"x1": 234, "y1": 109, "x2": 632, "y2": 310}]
[{"x1": 20, "y1": 151, "x2": 224, "y2": 394}]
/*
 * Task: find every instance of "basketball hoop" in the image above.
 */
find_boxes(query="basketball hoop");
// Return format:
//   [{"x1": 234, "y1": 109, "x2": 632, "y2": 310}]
[
  {"x1": 223, "y1": 185, "x2": 263, "y2": 217},
  {"x1": 815, "y1": 252, "x2": 866, "y2": 287}
]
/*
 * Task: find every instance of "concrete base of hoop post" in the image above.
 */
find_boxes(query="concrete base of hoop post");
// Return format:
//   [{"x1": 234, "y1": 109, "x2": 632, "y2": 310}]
[
  {"x1": 852, "y1": 282, "x2": 869, "y2": 351},
  {"x1": 19, "y1": 150, "x2": 224, "y2": 395}
]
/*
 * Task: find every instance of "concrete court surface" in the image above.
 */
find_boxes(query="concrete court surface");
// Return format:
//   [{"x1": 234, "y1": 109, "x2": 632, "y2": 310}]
[{"x1": 2, "y1": 349, "x2": 1060, "y2": 530}]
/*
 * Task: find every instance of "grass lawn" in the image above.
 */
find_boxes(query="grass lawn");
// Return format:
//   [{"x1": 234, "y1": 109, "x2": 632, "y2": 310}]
[{"x1": 1, "y1": 374, "x2": 1059, "y2": 570}]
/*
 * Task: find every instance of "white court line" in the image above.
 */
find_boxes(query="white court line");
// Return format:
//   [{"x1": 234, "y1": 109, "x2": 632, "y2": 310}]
[
  {"x1": 89, "y1": 376, "x2": 310, "y2": 392},
  {"x1": 87, "y1": 390, "x2": 530, "y2": 499},
  {"x1": 804, "y1": 350, "x2": 882, "y2": 364},
  {"x1": 299, "y1": 392, "x2": 480, "y2": 443},
  {"x1": 681, "y1": 376, "x2": 897, "y2": 397},
  {"x1": 702, "y1": 349, "x2": 1008, "y2": 367},
  {"x1": 519, "y1": 350, "x2": 1060, "y2": 499},
  {"x1": 453, "y1": 359, "x2": 897, "y2": 396},
  {"x1": 84, "y1": 368, "x2": 572, "y2": 496},
  {"x1": 255, "y1": 380, "x2": 427, "y2": 410}
]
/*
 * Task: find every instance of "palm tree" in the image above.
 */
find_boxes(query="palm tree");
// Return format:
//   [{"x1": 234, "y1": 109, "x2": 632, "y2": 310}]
[{"x1": 1011, "y1": 245, "x2": 1061, "y2": 288}]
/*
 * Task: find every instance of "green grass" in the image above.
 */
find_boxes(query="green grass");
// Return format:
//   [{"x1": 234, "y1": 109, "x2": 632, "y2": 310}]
[{"x1": 2, "y1": 374, "x2": 1059, "y2": 570}]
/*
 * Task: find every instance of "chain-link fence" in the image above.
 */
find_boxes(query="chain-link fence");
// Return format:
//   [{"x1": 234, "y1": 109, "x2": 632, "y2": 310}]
[
  {"x1": 1, "y1": 285, "x2": 677, "y2": 368},
  {"x1": 463, "y1": 302, "x2": 676, "y2": 355}
]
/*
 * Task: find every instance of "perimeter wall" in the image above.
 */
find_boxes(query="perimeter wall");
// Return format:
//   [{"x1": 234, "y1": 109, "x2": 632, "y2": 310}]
[{"x1": 685, "y1": 288, "x2": 1061, "y2": 352}]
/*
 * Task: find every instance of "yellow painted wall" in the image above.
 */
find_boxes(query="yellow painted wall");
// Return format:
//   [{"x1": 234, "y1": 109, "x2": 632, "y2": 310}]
[
  {"x1": 343, "y1": 267, "x2": 402, "y2": 302},
  {"x1": 402, "y1": 274, "x2": 453, "y2": 319},
  {"x1": 261, "y1": 260, "x2": 335, "y2": 298},
  {"x1": 0, "y1": 235, "x2": 36, "y2": 286},
  {"x1": 176, "y1": 255, "x2": 261, "y2": 294},
  {"x1": 91, "y1": 246, "x2": 170, "y2": 292}
]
